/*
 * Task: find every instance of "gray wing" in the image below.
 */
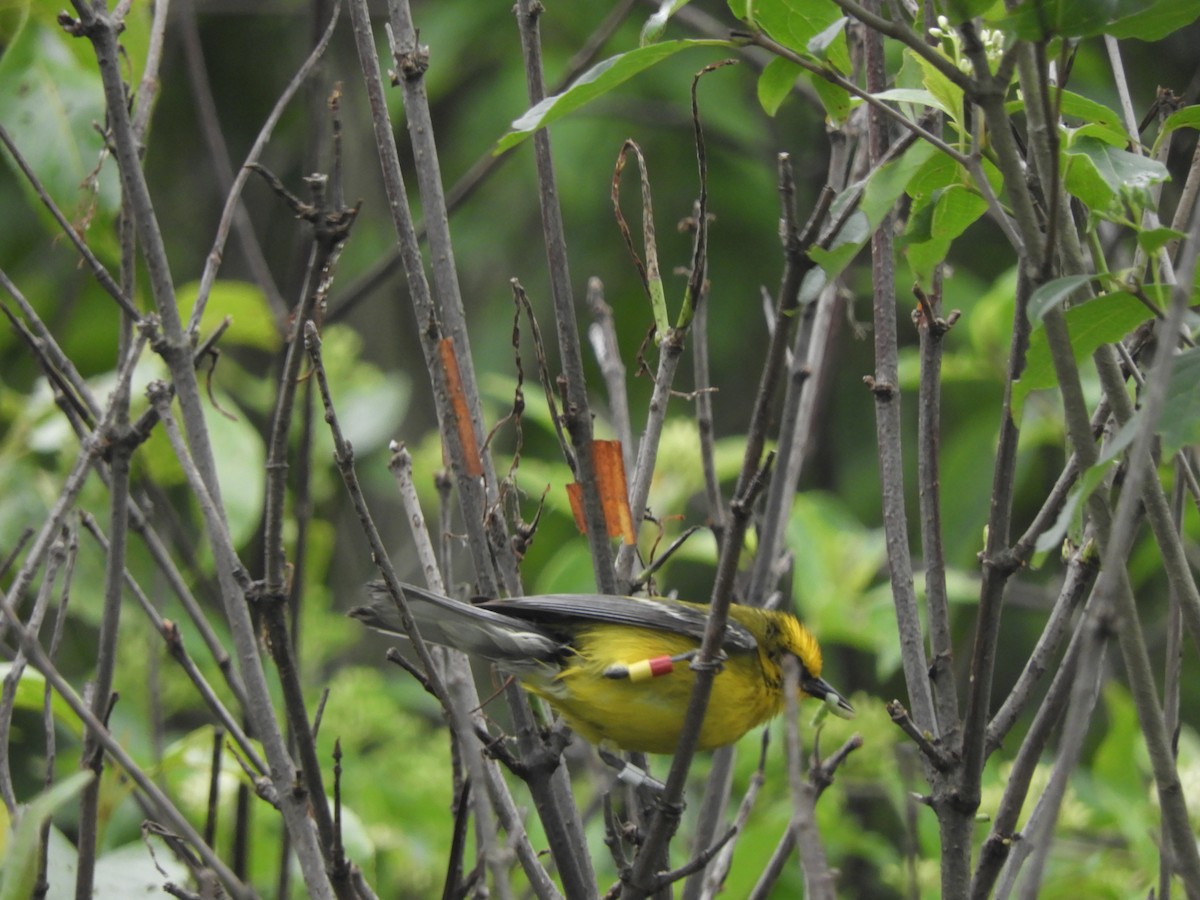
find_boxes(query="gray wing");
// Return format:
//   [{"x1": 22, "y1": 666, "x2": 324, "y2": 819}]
[
  {"x1": 481, "y1": 594, "x2": 759, "y2": 653},
  {"x1": 350, "y1": 582, "x2": 563, "y2": 664}
]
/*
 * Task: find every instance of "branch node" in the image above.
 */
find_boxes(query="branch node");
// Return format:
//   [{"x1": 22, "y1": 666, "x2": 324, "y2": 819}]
[{"x1": 863, "y1": 375, "x2": 897, "y2": 399}]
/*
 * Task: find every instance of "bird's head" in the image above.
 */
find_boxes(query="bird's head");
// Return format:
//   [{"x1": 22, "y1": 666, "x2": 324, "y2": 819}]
[{"x1": 779, "y1": 615, "x2": 855, "y2": 720}]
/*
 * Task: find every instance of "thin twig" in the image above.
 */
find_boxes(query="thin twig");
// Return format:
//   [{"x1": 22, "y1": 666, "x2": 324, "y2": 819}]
[
  {"x1": 586, "y1": 278, "x2": 635, "y2": 474},
  {"x1": 186, "y1": 1, "x2": 341, "y2": 336},
  {"x1": 515, "y1": 0, "x2": 616, "y2": 597}
]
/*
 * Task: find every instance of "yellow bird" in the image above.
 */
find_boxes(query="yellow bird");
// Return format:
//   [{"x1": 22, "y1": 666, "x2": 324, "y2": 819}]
[{"x1": 350, "y1": 583, "x2": 853, "y2": 755}]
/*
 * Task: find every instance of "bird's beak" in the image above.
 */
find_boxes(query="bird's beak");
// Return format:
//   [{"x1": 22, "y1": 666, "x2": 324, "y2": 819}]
[{"x1": 801, "y1": 675, "x2": 855, "y2": 719}]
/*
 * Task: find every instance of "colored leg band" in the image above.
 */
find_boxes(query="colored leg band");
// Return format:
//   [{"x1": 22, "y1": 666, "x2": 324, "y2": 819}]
[{"x1": 602, "y1": 650, "x2": 697, "y2": 681}]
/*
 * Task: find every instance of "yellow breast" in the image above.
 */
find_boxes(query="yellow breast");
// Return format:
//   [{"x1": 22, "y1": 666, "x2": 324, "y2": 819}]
[{"x1": 522, "y1": 623, "x2": 784, "y2": 755}]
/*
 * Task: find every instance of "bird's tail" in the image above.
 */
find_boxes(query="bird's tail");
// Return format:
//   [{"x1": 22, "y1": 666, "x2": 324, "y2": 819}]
[{"x1": 349, "y1": 582, "x2": 563, "y2": 666}]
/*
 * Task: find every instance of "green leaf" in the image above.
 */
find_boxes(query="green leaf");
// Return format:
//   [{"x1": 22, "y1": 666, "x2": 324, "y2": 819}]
[
  {"x1": 1064, "y1": 136, "x2": 1170, "y2": 217},
  {"x1": 750, "y1": 0, "x2": 851, "y2": 71},
  {"x1": 177, "y1": 280, "x2": 282, "y2": 351},
  {"x1": 209, "y1": 391, "x2": 266, "y2": 549},
  {"x1": 1136, "y1": 226, "x2": 1186, "y2": 255},
  {"x1": 0, "y1": 771, "x2": 94, "y2": 900},
  {"x1": 911, "y1": 49, "x2": 965, "y2": 135},
  {"x1": 0, "y1": 20, "x2": 120, "y2": 222},
  {"x1": 0, "y1": 664, "x2": 79, "y2": 737},
  {"x1": 810, "y1": 74, "x2": 852, "y2": 123},
  {"x1": 1058, "y1": 91, "x2": 1132, "y2": 144},
  {"x1": 930, "y1": 183, "x2": 987, "y2": 236},
  {"x1": 141, "y1": 388, "x2": 266, "y2": 548},
  {"x1": 902, "y1": 185, "x2": 987, "y2": 285},
  {"x1": 641, "y1": 0, "x2": 693, "y2": 45},
  {"x1": 808, "y1": 210, "x2": 869, "y2": 281},
  {"x1": 1015, "y1": 290, "x2": 1156, "y2": 420},
  {"x1": 1002, "y1": 0, "x2": 1200, "y2": 40},
  {"x1": 1157, "y1": 105, "x2": 1200, "y2": 140},
  {"x1": 809, "y1": 141, "x2": 934, "y2": 283},
  {"x1": 495, "y1": 40, "x2": 731, "y2": 153},
  {"x1": 1106, "y1": 0, "x2": 1200, "y2": 39},
  {"x1": 1034, "y1": 413, "x2": 1140, "y2": 554},
  {"x1": 1004, "y1": 0, "x2": 1120, "y2": 39},
  {"x1": 872, "y1": 87, "x2": 951, "y2": 116},
  {"x1": 860, "y1": 141, "x2": 936, "y2": 226},
  {"x1": 757, "y1": 57, "x2": 802, "y2": 116},
  {"x1": 806, "y1": 16, "x2": 848, "y2": 59},
  {"x1": 1159, "y1": 347, "x2": 1200, "y2": 456},
  {"x1": 1005, "y1": 92, "x2": 1130, "y2": 148},
  {"x1": 906, "y1": 152, "x2": 959, "y2": 200},
  {"x1": 1033, "y1": 457, "x2": 1109, "y2": 554},
  {"x1": 1027, "y1": 274, "x2": 1096, "y2": 323},
  {"x1": 0, "y1": 0, "x2": 30, "y2": 53}
]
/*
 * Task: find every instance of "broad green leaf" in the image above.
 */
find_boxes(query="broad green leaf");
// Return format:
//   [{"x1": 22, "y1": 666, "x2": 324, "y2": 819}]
[
  {"x1": 860, "y1": 141, "x2": 936, "y2": 225},
  {"x1": 811, "y1": 74, "x2": 853, "y2": 123},
  {"x1": 906, "y1": 152, "x2": 960, "y2": 200},
  {"x1": 641, "y1": 0, "x2": 693, "y2": 45},
  {"x1": 336, "y1": 377, "x2": 412, "y2": 456},
  {"x1": 809, "y1": 141, "x2": 934, "y2": 283},
  {"x1": 1136, "y1": 226, "x2": 1185, "y2": 255},
  {"x1": 141, "y1": 389, "x2": 266, "y2": 548},
  {"x1": 902, "y1": 185, "x2": 987, "y2": 285},
  {"x1": 806, "y1": 16, "x2": 848, "y2": 59},
  {"x1": 1068, "y1": 121, "x2": 1132, "y2": 148},
  {"x1": 0, "y1": 0, "x2": 30, "y2": 52},
  {"x1": 1064, "y1": 136, "x2": 1170, "y2": 216},
  {"x1": 1032, "y1": 456, "x2": 1109, "y2": 554},
  {"x1": 495, "y1": 40, "x2": 731, "y2": 153},
  {"x1": 0, "y1": 664, "x2": 79, "y2": 737},
  {"x1": 1093, "y1": 685, "x2": 1142, "y2": 794},
  {"x1": 1004, "y1": 0, "x2": 1120, "y2": 39},
  {"x1": 911, "y1": 49, "x2": 965, "y2": 135},
  {"x1": 786, "y1": 491, "x2": 887, "y2": 654},
  {"x1": 758, "y1": 56, "x2": 802, "y2": 116},
  {"x1": 1160, "y1": 347, "x2": 1200, "y2": 455},
  {"x1": 749, "y1": 0, "x2": 851, "y2": 71},
  {"x1": 1027, "y1": 274, "x2": 1096, "y2": 323},
  {"x1": 872, "y1": 87, "x2": 951, "y2": 116},
  {"x1": 92, "y1": 841, "x2": 191, "y2": 897},
  {"x1": 1057, "y1": 91, "x2": 1130, "y2": 137},
  {"x1": 1007, "y1": 91, "x2": 1130, "y2": 146},
  {"x1": 808, "y1": 210, "x2": 869, "y2": 282},
  {"x1": 1015, "y1": 290, "x2": 1156, "y2": 420},
  {"x1": 1004, "y1": 0, "x2": 1200, "y2": 40},
  {"x1": 1106, "y1": 0, "x2": 1200, "y2": 39},
  {"x1": 903, "y1": 192, "x2": 938, "y2": 244},
  {"x1": 0, "y1": 20, "x2": 120, "y2": 221},
  {"x1": 208, "y1": 391, "x2": 266, "y2": 548},
  {"x1": 1033, "y1": 412, "x2": 1139, "y2": 554},
  {"x1": 0, "y1": 771, "x2": 93, "y2": 900},
  {"x1": 1157, "y1": 105, "x2": 1200, "y2": 140},
  {"x1": 177, "y1": 280, "x2": 282, "y2": 352}
]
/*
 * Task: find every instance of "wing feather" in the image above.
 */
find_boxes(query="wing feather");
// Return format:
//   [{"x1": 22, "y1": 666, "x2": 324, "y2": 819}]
[{"x1": 481, "y1": 594, "x2": 759, "y2": 652}]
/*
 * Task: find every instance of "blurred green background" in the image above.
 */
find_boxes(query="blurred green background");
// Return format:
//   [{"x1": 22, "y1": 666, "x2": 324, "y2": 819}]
[{"x1": 2, "y1": 0, "x2": 1200, "y2": 896}]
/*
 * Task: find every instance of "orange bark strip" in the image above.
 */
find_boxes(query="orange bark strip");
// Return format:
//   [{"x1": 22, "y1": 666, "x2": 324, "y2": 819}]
[
  {"x1": 566, "y1": 482, "x2": 586, "y2": 533},
  {"x1": 438, "y1": 338, "x2": 483, "y2": 478},
  {"x1": 593, "y1": 439, "x2": 636, "y2": 545},
  {"x1": 566, "y1": 440, "x2": 635, "y2": 544}
]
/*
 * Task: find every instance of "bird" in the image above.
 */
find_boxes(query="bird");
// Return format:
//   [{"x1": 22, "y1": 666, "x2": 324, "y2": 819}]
[{"x1": 350, "y1": 582, "x2": 853, "y2": 756}]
